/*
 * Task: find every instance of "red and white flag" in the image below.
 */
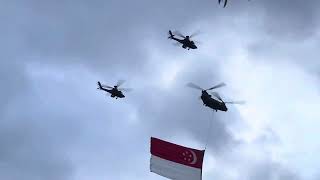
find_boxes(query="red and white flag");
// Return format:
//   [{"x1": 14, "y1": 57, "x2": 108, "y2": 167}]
[{"x1": 150, "y1": 137, "x2": 205, "y2": 180}]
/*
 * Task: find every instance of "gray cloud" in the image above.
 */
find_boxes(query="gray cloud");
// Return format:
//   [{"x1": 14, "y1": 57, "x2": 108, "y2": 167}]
[
  {"x1": 0, "y1": 94, "x2": 75, "y2": 180},
  {"x1": 1, "y1": 0, "x2": 320, "y2": 179},
  {"x1": 248, "y1": 161, "x2": 301, "y2": 180},
  {"x1": 257, "y1": 0, "x2": 319, "y2": 41}
]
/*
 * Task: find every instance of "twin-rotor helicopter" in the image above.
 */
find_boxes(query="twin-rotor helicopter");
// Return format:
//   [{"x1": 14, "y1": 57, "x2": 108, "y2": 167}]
[{"x1": 187, "y1": 82, "x2": 245, "y2": 112}]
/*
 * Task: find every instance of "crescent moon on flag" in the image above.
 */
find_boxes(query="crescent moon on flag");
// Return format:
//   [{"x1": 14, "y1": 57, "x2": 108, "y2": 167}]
[{"x1": 189, "y1": 150, "x2": 197, "y2": 164}]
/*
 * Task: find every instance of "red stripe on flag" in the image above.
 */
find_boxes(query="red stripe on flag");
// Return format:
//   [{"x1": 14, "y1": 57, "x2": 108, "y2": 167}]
[{"x1": 150, "y1": 137, "x2": 205, "y2": 169}]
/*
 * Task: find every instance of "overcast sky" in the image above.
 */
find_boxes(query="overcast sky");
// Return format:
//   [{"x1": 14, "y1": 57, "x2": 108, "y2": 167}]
[{"x1": 1, "y1": 0, "x2": 320, "y2": 180}]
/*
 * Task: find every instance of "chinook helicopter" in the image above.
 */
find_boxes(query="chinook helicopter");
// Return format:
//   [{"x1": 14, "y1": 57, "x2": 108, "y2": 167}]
[
  {"x1": 168, "y1": 30, "x2": 199, "y2": 50},
  {"x1": 97, "y1": 80, "x2": 132, "y2": 99},
  {"x1": 187, "y1": 82, "x2": 245, "y2": 112}
]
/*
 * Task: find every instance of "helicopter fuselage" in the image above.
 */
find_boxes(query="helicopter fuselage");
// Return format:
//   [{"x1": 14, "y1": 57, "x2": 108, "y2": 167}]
[
  {"x1": 201, "y1": 91, "x2": 227, "y2": 111},
  {"x1": 104, "y1": 88, "x2": 125, "y2": 98},
  {"x1": 171, "y1": 37, "x2": 197, "y2": 50}
]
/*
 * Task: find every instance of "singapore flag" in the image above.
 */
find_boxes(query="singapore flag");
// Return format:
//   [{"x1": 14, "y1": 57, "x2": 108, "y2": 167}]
[{"x1": 150, "y1": 137, "x2": 205, "y2": 180}]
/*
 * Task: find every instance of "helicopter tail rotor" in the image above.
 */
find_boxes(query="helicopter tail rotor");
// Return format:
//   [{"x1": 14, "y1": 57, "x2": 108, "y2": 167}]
[
  {"x1": 168, "y1": 30, "x2": 174, "y2": 39},
  {"x1": 97, "y1": 81, "x2": 102, "y2": 89}
]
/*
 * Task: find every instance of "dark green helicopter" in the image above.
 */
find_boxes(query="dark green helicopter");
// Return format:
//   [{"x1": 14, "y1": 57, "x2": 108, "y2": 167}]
[
  {"x1": 97, "y1": 80, "x2": 132, "y2": 99},
  {"x1": 168, "y1": 30, "x2": 200, "y2": 50},
  {"x1": 187, "y1": 82, "x2": 245, "y2": 112}
]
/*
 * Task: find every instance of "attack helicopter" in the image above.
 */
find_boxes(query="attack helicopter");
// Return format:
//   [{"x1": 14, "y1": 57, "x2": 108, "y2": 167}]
[
  {"x1": 97, "y1": 80, "x2": 132, "y2": 99},
  {"x1": 187, "y1": 82, "x2": 245, "y2": 112},
  {"x1": 168, "y1": 30, "x2": 199, "y2": 50}
]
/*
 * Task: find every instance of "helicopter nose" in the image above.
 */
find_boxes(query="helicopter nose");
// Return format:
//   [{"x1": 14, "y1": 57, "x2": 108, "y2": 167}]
[{"x1": 223, "y1": 106, "x2": 228, "y2": 111}]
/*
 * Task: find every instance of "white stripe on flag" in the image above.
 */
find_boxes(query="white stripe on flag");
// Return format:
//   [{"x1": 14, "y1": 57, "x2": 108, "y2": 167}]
[{"x1": 150, "y1": 155, "x2": 202, "y2": 180}]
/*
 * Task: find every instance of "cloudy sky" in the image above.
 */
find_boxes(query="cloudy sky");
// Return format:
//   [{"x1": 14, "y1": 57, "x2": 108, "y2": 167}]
[{"x1": 1, "y1": 0, "x2": 320, "y2": 179}]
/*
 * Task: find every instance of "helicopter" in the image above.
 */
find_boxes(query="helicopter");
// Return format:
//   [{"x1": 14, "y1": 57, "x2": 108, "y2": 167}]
[
  {"x1": 168, "y1": 30, "x2": 199, "y2": 50},
  {"x1": 218, "y1": 0, "x2": 251, "y2": 8},
  {"x1": 97, "y1": 80, "x2": 132, "y2": 99},
  {"x1": 187, "y1": 82, "x2": 245, "y2": 112}
]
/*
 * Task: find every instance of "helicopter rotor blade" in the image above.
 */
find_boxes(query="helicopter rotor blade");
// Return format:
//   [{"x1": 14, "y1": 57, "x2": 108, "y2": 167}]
[
  {"x1": 211, "y1": 92, "x2": 223, "y2": 102},
  {"x1": 100, "y1": 84, "x2": 113, "y2": 89},
  {"x1": 224, "y1": 0, "x2": 228, "y2": 7},
  {"x1": 218, "y1": 0, "x2": 228, "y2": 7},
  {"x1": 102, "y1": 85, "x2": 113, "y2": 89},
  {"x1": 173, "y1": 31, "x2": 186, "y2": 38},
  {"x1": 118, "y1": 88, "x2": 133, "y2": 92},
  {"x1": 186, "y1": 82, "x2": 204, "y2": 90},
  {"x1": 173, "y1": 42, "x2": 181, "y2": 46},
  {"x1": 190, "y1": 30, "x2": 201, "y2": 39},
  {"x1": 206, "y1": 82, "x2": 226, "y2": 91},
  {"x1": 224, "y1": 101, "x2": 246, "y2": 105},
  {"x1": 116, "y1": 80, "x2": 125, "y2": 87},
  {"x1": 193, "y1": 40, "x2": 202, "y2": 44}
]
